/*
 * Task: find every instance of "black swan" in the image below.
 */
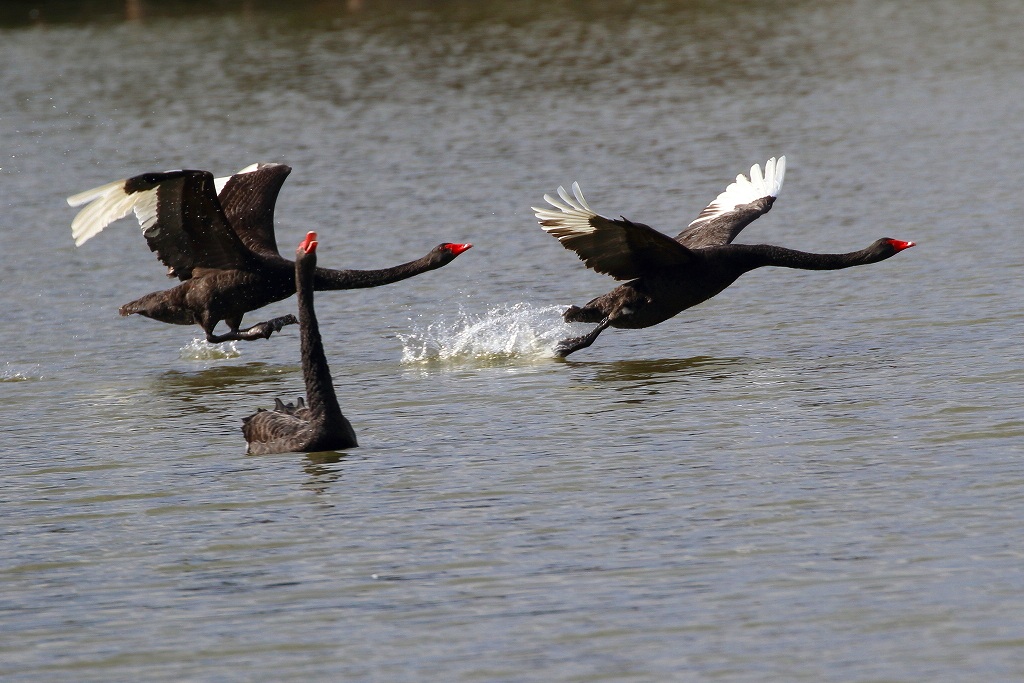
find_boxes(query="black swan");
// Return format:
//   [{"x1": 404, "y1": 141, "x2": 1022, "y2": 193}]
[
  {"x1": 534, "y1": 156, "x2": 915, "y2": 357},
  {"x1": 68, "y1": 163, "x2": 471, "y2": 343},
  {"x1": 243, "y1": 231, "x2": 358, "y2": 455}
]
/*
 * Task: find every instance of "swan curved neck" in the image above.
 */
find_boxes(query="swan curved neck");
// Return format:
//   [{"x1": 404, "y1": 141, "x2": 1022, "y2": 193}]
[{"x1": 296, "y1": 256, "x2": 344, "y2": 426}]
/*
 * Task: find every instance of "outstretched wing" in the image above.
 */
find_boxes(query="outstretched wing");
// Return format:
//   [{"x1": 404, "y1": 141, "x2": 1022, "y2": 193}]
[
  {"x1": 675, "y1": 156, "x2": 786, "y2": 248},
  {"x1": 69, "y1": 170, "x2": 251, "y2": 280},
  {"x1": 214, "y1": 163, "x2": 292, "y2": 258},
  {"x1": 533, "y1": 182, "x2": 694, "y2": 281}
]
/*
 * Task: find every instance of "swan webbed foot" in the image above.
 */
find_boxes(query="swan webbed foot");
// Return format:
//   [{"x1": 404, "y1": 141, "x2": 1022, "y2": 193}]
[
  {"x1": 206, "y1": 314, "x2": 298, "y2": 343},
  {"x1": 554, "y1": 340, "x2": 578, "y2": 357},
  {"x1": 554, "y1": 318, "x2": 611, "y2": 357},
  {"x1": 254, "y1": 314, "x2": 298, "y2": 338},
  {"x1": 555, "y1": 334, "x2": 594, "y2": 357}
]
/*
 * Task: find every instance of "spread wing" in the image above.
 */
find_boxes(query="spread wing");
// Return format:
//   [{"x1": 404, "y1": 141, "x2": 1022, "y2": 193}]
[
  {"x1": 214, "y1": 163, "x2": 292, "y2": 258},
  {"x1": 69, "y1": 170, "x2": 251, "y2": 280},
  {"x1": 534, "y1": 182, "x2": 694, "y2": 281},
  {"x1": 675, "y1": 156, "x2": 786, "y2": 248}
]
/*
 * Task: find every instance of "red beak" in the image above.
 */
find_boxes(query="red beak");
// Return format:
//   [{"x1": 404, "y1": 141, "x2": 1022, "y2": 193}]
[
  {"x1": 888, "y1": 239, "x2": 915, "y2": 251},
  {"x1": 444, "y1": 243, "x2": 472, "y2": 255},
  {"x1": 299, "y1": 231, "x2": 318, "y2": 254}
]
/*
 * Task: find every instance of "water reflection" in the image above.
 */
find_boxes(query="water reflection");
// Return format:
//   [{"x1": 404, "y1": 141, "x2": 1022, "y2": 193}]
[
  {"x1": 2, "y1": 0, "x2": 362, "y2": 27},
  {"x1": 235, "y1": 442, "x2": 352, "y2": 494},
  {"x1": 305, "y1": 450, "x2": 346, "y2": 466},
  {"x1": 157, "y1": 363, "x2": 297, "y2": 395},
  {"x1": 150, "y1": 364, "x2": 299, "y2": 422},
  {"x1": 10, "y1": 0, "x2": 537, "y2": 29},
  {"x1": 301, "y1": 453, "x2": 347, "y2": 495},
  {"x1": 567, "y1": 355, "x2": 749, "y2": 385}
]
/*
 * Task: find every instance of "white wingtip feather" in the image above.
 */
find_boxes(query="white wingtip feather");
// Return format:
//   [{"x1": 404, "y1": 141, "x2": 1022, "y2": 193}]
[
  {"x1": 541, "y1": 191, "x2": 574, "y2": 213},
  {"x1": 213, "y1": 176, "x2": 230, "y2": 196},
  {"x1": 687, "y1": 155, "x2": 787, "y2": 228},
  {"x1": 214, "y1": 162, "x2": 263, "y2": 196},
  {"x1": 772, "y1": 155, "x2": 786, "y2": 196},
  {"x1": 68, "y1": 178, "x2": 163, "y2": 247},
  {"x1": 570, "y1": 181, "x2": 591, "y2": 211},
  {"x1": 66, "y1": 178, "x2": 124, "y2": 208},
  {"x1": 750, "y1": 162, "x2": 764, "y2": 191},
  {"x1": 68, "y1": 179, "x2": 133, "y2": 246},
  {"x1": 534, "y1": 182, "x2": 599, "y2": 239}
]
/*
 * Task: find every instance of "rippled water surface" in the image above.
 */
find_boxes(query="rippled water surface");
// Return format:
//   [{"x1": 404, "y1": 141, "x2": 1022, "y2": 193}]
[{"x1": 3, "y1": 1, "x2": 1023, "y2": 680}]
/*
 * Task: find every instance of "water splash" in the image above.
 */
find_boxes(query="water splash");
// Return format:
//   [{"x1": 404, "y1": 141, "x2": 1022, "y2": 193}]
[
  {"x1": 179, "y1": 338, "x2": 241, "y2": 361},
  {"x1": 1, "y1": 363, "x2": 40, "y2": 382},
  {"x1": 398, "y1": 303, "x2": 573, "y2": 363}
]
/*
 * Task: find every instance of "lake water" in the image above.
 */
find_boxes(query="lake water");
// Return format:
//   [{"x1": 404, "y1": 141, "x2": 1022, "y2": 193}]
[{"x1": 3, "y1": 1, "x2": 1023, "y2": 680}]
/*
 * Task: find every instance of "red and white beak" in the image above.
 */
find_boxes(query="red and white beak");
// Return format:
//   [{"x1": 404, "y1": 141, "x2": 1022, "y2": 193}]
[{"x1": 299, "y1": 231, "x2": 318, "y2": 254}]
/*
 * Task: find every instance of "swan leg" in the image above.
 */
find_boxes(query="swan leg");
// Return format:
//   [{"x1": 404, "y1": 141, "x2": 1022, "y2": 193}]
[
  {"x1": 563, "y1": 305, "x2": 606, "y2": 324},
  {"x1": 555, "y1": 317, "x2": 611, "y2": 357},
  {"x1": 205, "y1": 315, "x2": 298, "y2": 343}
]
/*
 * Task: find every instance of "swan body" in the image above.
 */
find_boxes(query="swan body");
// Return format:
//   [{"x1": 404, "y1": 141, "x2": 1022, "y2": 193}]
[
  {"x1": 534, "y1": 157, "x2": 915, "y2": 356},
  {"x1": 243, "y1": 232, "x2": 357, "y2": 455},
  {"x1": 69, "y1": 164, "x2": 471, "y2": 343}
]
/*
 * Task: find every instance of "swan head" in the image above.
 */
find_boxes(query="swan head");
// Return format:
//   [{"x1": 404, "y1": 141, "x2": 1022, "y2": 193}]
[{"x1": 866, "y1": 237, "x2": 915, "y2": 263}]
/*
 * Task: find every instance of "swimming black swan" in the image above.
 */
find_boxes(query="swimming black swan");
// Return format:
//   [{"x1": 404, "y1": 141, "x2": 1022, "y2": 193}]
[
  {"x1": 69, "y1": 163, "x2": 471, "y2": 343},
  {"x1": 534, "y1": 156, "x2": 915, "y2": 357},
  {"x1": 243, "y1": 231, "x2": 358, "y2": 454}
]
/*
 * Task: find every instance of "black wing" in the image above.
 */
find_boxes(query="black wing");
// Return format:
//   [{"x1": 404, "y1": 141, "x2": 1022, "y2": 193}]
[
  {"x1": 534, "y1": 182, "x2": 694, "y2": 281},
  {"x1": 216, "y1": 163, "x2": 292, "y2": 258},
  {"x1": 675, "y1": 156, "x2": 786, "y2": 248},
  {"x1": 70, "y1": 169, "x2": 253, "y2": 280}
]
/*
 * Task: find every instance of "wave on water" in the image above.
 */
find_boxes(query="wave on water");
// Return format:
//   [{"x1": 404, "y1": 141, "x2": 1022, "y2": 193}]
[
  {"x1": 179, "y1": 339, "x2": 242, "y2": 361},
  {"x1": 1, "y1": 363, "x2": 41, "y2": 381},
  {"x1": 398, "y1": 302, "x2": 573, "y2": 363}
]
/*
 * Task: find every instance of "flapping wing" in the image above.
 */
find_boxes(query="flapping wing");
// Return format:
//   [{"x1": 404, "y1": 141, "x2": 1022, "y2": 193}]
[
  {"x1": 214, "y1": 163, "x2": 292, "y2": 258},
  {"x1": 69, "y1": 170, "x2": 251, "y2": 280},
  {"x1": 533, "y1": 182, "x2": 694, "y2": 281},
  {"x1": 675, "y1": 156, "x2": 786, "y2": 248}
]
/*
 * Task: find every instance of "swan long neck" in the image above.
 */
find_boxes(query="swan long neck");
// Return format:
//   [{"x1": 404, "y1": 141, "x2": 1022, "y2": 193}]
[
  {"x1": 312, "y1": 253, "x2": 438, "y2": 290},
  {"x1": 296, "y1": 253, "x2": 344, "y2": 427},
  {"x1": 733, "y1": 243, "x2": 888, "y2": 272}
]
